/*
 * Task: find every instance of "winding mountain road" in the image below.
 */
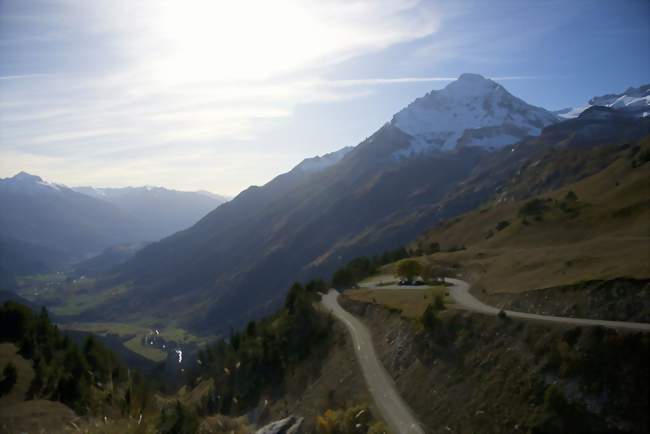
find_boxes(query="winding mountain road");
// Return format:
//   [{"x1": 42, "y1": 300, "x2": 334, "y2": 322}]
[
  {"x1": 322, "y1": 277, "x2": 650, "y2": 434},
  {"x1": 321, "y1": 290, "x2": 424, "y2": 434},
  {"x1": 446, "y1": 277, "x2": 650, "y2": 332}
]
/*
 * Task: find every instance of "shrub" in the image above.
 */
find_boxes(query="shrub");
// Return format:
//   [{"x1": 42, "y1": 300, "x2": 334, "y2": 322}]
[
  {"x1": 332, "y1": 269, "x2": 356, "y2": 289},
  {"x1": 445, "y1": 244, "x2": 466, "y2": 252},
  {"x1": 631, "y1": 148, "x2": 650, "y2": 167},
  {"x1": 564, "y1": 191, "x2": 578, "y2": 202},
  {"x1": 495, "y1": 220, "x2": 510, "y2": 231},
  {"x1": 434, "y1": 294, "x2": 445, "y2": 311},
  {"x1": 518, "y1": 198, "x2": 549, "y2": 219},
  {"x1": 543, "y1": 384, "x2": 569, "y2": 415},
  {"x1": 315, "y1": 404, "x2": 372, "y2": 434},
  {"x1": 306, "y1": 278, "x2": 328, "y2": 293},
  {"x1": 421, "y1": 304, "x2": 438, "y2": 331},
  {"x1": 158, "y1": 401, "x2": 200, "y2": 434},
  {"x1": 0, "y1": 362, "x2": 18, "y2": 396}
]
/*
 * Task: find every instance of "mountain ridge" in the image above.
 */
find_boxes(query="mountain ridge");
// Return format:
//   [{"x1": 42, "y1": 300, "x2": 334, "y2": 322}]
[
  {"x1": 91, "y1": 75, "x2": 650, "y2": 334},
  {"x1": 556, "y1": 83, "x2": 650, "y2": 119}
]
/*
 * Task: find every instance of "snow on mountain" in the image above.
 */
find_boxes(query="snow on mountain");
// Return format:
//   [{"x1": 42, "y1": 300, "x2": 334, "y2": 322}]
[
  {"x1": 296, "y1": 146, "x2": 353, "y2": 172},
  {"x1": 557, "y1": 84, "x2": 650, "y2": 119},
  {"x1": 0, "y1": 171, "x2": 66, "y2": 194},
  {"x1": 74, "y1": 185, "x2": 107, "y2": 197},
  {"x1": 74, "y1": 185, "x2": 228, "y2": 203},
  {"x1": 390, "y1": 73, "x2": 558, "y2": 157}
]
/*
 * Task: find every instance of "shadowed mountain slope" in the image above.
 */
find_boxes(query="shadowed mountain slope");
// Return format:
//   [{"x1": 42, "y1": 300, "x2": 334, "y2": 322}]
[{"x1": 97, "y1": 76, "x2": 649, "y2": 334}]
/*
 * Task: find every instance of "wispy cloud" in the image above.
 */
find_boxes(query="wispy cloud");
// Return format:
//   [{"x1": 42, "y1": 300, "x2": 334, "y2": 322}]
[
  {"x1": 0, "y1": 0, "x2": 451, "y2": 193},
  {"x1": 0, "y1": 0, "x2": 576, "y2": 195},
  {"x1": 324, "y1": 75, "x2": 548, "y2": 87},
  {"x1": 0, "y1": 73, "x2": 52, "y2": 80}
]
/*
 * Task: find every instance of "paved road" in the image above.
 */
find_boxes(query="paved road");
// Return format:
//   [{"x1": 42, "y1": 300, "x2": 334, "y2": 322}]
[
  {"x1": 446, "y1": 278, "x2": 650, "y2": 332},
  {"x1": 321, "y1": 290, "x2": 424, "y2": 434}
]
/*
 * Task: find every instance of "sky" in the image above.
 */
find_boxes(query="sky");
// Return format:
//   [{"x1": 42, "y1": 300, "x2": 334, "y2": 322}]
[{"x1": 1, "y1": 0, "x2": 648, "y2": 196}]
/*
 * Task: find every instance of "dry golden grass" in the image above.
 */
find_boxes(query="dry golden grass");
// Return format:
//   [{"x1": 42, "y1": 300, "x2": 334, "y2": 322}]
[
  {"x1": 0, "y1": 343, "x2": 34, "y2": 405},
  {"x1": 411, "y1": 139, "x2": 650, "y2": 296},
  {"x1": 345, "y1": 287, "x2": 448, "y2": 319},
  {"x1": 0, "y1": 399, "x2": 79, "y2": 434}
]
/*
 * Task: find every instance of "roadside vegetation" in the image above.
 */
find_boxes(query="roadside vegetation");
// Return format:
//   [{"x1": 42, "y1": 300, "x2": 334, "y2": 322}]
[{"x1": 315, "y1": 403, "x2": 390, "y2": 434}]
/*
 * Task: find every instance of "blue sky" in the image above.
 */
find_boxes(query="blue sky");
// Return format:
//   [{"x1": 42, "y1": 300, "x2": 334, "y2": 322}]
[{"x1": 1, "y1": 0, "x2": 648, "y2": 195}]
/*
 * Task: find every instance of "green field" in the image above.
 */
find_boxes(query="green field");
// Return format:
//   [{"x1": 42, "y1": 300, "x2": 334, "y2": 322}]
[
  {"x1": 60, "y1": 321, "x2": 213, "y2": 363},
  {"x1": 15, "y1": 274, "x2": 134, "y2": 316}
]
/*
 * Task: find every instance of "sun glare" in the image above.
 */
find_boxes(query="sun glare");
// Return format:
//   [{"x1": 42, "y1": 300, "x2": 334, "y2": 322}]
[
  {"x1": 153, "y1": 0, "x2": 340, "y2": 85},
  {"x1": 148, "y1": 0, "x2": 438, "y2": 86}
]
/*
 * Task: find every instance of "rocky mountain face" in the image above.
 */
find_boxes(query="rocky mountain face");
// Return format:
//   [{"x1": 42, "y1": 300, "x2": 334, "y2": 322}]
[
  {"x1": 95, "y1": 75, "x2": 650, "y2": 334},
  {"x1": 390, "y1": 73, "x2": 558, "y2": 155}
]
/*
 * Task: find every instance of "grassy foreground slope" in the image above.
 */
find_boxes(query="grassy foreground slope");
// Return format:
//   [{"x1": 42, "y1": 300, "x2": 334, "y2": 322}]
[{"x1": 410, "y1": 138, "x2": 650, "y2": 311}]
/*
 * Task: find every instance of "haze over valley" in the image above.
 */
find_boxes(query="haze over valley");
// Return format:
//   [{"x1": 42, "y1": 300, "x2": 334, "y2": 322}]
[{"x1": 0, "y1": 1, "x2": 648, "y2": 433}]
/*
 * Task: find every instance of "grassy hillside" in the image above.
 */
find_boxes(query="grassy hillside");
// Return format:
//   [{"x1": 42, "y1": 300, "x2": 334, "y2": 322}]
[{"x1": 409, "y1": 138, "x2": 650, "y2": 309}]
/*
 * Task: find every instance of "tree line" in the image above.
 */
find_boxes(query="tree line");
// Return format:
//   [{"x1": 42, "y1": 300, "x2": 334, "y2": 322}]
[
  {"x1": 0, "y1": 301, "x2": 153, "y2": 416},
  {"x1": 331, "y1": 247, "x2": 410, "y2": 288},
  {"x1": 191, "y1": 280, "x2": 332, "y2": 417}
]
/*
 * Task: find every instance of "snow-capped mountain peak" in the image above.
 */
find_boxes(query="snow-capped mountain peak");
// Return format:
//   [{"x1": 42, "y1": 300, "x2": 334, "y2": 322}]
[
  {"x1": 390, "y1": 73, "x2": 558, "y2": 156},
  {"x1": 557, "y1": 84, "x2": 650, "y2": 119}
]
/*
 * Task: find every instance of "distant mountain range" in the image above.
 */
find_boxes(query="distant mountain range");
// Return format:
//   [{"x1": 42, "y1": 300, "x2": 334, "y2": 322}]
[
  {"x1": 89, "y1": 74, "x2": 649, "y2": 334},
  {"x1": 0, "y1": 173, "x2": 228, "y2": 284},
  {"x1": 73, "y1": 185, "x2": 229, "y2": 241}
]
